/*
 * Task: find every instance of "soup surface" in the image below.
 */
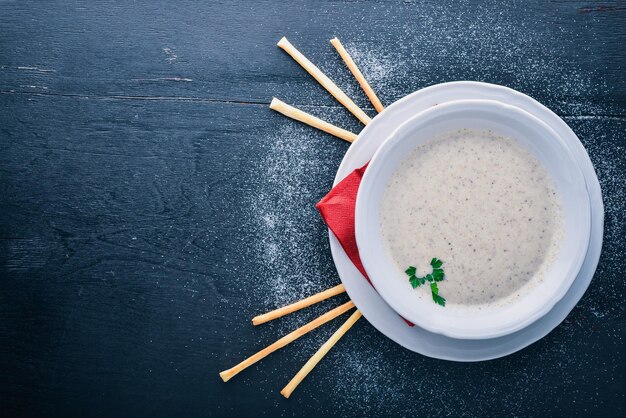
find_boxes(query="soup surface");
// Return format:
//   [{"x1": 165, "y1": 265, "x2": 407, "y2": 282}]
[{"x1": 380, "y1": 129, "x2": 564, "y2": 307}]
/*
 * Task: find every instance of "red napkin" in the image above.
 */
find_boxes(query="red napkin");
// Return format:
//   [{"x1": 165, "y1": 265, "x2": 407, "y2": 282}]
[
  {"x1": 316, "y1": 163, "x2": 414, "y2": 327},
  {"x1": 316, "y1": 163, "x2": 370, "y2": 280}
]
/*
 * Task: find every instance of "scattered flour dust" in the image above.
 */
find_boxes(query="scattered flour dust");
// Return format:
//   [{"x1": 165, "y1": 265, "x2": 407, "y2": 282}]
[
  {"x1": 328, "y1": 4, "x2": 610, "y2": 116},
  {"x1": 235, "y1": 2, "x2": 622, "y2": 414},
  {"x1": 565, "y1": 119, "x2": 626, "y2": 320},
  {"x1": 242, "y1": 120, "x2": 346, "y2": 332}
]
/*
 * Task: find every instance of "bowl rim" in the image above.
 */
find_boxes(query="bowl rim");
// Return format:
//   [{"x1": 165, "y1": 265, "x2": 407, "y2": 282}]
[{"x1": 355, "y1": 98, "x2": 592, "y2": 340}]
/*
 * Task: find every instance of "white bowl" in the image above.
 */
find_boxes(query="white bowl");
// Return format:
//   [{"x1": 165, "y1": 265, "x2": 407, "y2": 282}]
[{"x1": 355, "y1": 99, "x2": 591, "y2": 340}]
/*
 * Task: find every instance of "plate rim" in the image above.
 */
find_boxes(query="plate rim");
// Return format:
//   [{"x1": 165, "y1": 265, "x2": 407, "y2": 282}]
[
  {"x1": 354, "y1": 98, "x2": 591, "y2": 339},
  {"x1": 329, "y1": 81, "x2": 604, "y2": 361}
]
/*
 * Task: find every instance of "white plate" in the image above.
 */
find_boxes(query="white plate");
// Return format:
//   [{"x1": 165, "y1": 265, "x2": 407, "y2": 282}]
[
  {"x1": 355, "y1": 100, "x2": 591, "y2": 339},
  {"x1": 329, "y1": 81, "x2": 603, "y2": 361}
]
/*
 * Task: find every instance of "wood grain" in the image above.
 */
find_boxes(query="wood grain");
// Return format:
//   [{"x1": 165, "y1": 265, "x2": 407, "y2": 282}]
[{"x1": 1, "y1": 1, "x2": 625, "y2": 417}]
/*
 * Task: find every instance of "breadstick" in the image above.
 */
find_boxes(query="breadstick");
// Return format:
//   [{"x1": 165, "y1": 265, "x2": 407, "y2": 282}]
[
  {"x1": 277, "y1": 37, "x2": 371, "y2": 125},
  {"x1": 270, "y1": 98, "x2": 357, "y2": 143},
  {"x1": 219, "y1": 301, "x2": 355, "y2": 382},
  {"x1": 330, "y1": 38, "x2": 384, "y2": 113},
  {"x1": 253, "y1": 283, "x2": 346, "y2": 325},
  {"x1": 281, "y1": 310, "x2": 363, "y2": 398}
]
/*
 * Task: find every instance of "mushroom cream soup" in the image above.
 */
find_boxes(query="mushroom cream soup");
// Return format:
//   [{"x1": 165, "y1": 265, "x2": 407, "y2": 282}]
[{"x1": 380, "y1": 129, "x2": 564, "y2": 307}]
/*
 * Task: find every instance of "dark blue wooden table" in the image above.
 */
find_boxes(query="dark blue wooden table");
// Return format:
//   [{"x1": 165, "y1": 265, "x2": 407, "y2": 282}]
[{"x1": 1, "y1": 1, "x2": 625, "y2": 416}]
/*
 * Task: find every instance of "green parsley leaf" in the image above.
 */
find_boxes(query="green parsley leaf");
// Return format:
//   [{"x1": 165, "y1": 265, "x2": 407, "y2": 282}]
[
  {"x1": 406, "y1": 258, "x2": 447, "y2": 306},
  {"x1": 430, "y1": 258, "x2": 443, "y2": 269},
  {"x1": 409, "y1": 275, "x2": 422, "y2": 288},
  {"x1": 432, "y1": 292, "x2": 446, "y2": 307},
  {"x1": 432, "y1": 268, "x2": 444, "y2": 282}
]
